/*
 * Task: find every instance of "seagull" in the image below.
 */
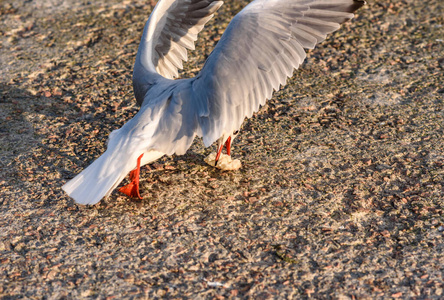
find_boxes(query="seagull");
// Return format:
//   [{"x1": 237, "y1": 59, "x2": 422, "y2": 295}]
[{"x1": 63, "y1": 0, "x2": 365, "y2": 205}]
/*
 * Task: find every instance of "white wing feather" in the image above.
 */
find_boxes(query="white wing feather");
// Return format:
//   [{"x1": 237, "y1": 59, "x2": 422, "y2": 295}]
[
  {"x1": 135, "y1": 0, "x2": 223, "y2": 80},
  {"x1": 192, "y1": 0, "x2": 364, "y2": 146}
]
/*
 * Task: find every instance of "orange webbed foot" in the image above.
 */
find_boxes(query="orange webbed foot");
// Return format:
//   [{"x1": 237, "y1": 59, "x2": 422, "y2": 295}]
[{"x1": 119, "y1": 154, "x2": 144, "y2": 199}]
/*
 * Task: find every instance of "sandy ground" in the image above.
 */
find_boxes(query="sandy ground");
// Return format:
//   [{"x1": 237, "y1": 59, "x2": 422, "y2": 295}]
[{"x1": 1, "y1": 0, "x2": 443, "y2": 298}]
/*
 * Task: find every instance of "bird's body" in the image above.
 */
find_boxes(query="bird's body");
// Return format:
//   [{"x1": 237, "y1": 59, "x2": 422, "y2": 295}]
[{"x1": 63, "y1": 0, "x2": 365, "y2": 205}]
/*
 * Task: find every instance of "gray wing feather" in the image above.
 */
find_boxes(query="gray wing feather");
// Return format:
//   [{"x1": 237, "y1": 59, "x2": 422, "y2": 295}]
[
  {"x1": 150, "y1": 0, "x2": 224, "y2": 79},
  {"x1": 192, "y1": 0, "x2": 364, "y2": 147},
  {"x1": 133, "y1": 0, "x2": 223, "y2": 105}
]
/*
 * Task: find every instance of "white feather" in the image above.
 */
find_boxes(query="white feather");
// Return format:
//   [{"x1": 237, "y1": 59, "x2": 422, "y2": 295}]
[
  {"x1": 63, "y1": 103, "x2": 166, "y2": 205},
  {"x1": 62, "y1": 149, "x2": 163, "y2": 205}
]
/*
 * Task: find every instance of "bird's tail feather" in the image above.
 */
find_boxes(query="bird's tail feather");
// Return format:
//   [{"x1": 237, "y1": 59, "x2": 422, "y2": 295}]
[
  {"x1": 63, "y1": 96, "x2": 167, "y2": 205},
  {"x1": 62, "y1": 150, "x2": 127, "y2": 205},
  {"x1": 62, "y1": 147, "x2": 163, "y2": 205}
]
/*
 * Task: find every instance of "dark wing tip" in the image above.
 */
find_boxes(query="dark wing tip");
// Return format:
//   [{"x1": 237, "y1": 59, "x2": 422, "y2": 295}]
[{"x1": 349, "y1": 0, "x2": 366, "y2": 13}]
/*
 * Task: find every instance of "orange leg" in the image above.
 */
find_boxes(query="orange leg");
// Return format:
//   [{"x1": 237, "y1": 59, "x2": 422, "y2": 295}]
[
  {"x1": 214, "y1": 136, "x2": 232, "y2": 166},
  {"x1": 214, "y1": 144, "x2": 223, "y2": 166},
  {"x1": 119, "y1": 153, "x2": 144, "y2": 199},
  {"x1": 225, "y1": 136, "x2": 231, "y2": 156}
]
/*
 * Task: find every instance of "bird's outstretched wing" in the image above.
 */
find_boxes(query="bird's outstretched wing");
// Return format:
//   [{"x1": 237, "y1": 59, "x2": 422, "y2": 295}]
[
  {"x1": 134, "y1": 0, "x2": 223, "y2": 80},
  {"x1": 192, "y1": 0, "x2": 365, "y2": 146}
]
